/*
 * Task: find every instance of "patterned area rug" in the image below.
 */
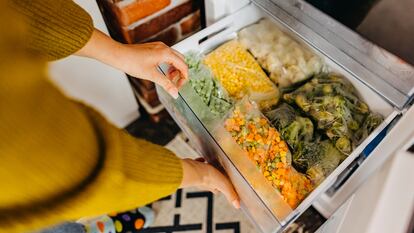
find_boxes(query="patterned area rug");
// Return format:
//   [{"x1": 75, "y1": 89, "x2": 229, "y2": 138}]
[
  {"x1": 145, "y1": 188, "x2": 254, "y2": 233},
  {"x1": 144, "y1": 134, "x2": 256, "y2": 233}
]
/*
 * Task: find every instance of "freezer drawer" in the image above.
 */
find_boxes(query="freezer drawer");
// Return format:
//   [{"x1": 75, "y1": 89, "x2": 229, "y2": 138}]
[{"x1": 156, "y1": 1, "x2": 408, "y2": 232}]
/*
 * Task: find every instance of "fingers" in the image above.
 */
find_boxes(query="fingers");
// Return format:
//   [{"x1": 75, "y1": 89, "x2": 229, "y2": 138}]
[
  {"x1": 214, "y1": 172, "x2": 240, "y2": 209},
  {"x1": 166, "y1": 66, "x2": 188, "y2": 90},
  {"x1": 180, "y1": 159, "x2": 240, "y2": 209},
  {"x1": 204, "y1": 166, "x2": 240, "y2": 209},
  {"x1": 194, "y1": 157, "x2": 206, "y2": 162},
  {"x1": 147, "y1": 42, "x2": 189, "y2": 89},
  {"x1": 176, "y1": 75, "x2": 188, "y2": 88},
  {"x1": 162, "y1": 50, "x2": 189, "y2": 82},
  {"x1": 167, "y1": 67, "x2": 179, "y2": 82},
  {"x1": 152, "y1": 71, "x2": 179, "y2": 99}
]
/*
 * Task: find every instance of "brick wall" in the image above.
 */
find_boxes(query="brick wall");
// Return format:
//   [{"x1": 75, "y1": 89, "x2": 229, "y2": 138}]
[{"x1": 96, "y1": 0, "x2": 203, "y2": 122}]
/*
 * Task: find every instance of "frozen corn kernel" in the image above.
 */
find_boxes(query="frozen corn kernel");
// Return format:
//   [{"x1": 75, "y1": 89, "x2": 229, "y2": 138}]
[{"x1": 204, "y1": 40, "x2": 279, "y2": 109}]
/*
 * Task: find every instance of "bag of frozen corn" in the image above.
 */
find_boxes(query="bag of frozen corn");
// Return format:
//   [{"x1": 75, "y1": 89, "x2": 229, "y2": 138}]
[
  {"x1": 224, "y1": 98, "x2": 313, "y2": 208},
  {"x1": 238, "y1": 19, "x2": 324, "y2": 89},
  {"x1": 204, "y1": 40, "x2": 280, "y2": 110}
]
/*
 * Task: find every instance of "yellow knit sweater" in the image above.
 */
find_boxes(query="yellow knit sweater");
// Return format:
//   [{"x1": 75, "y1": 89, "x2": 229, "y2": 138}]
[{"x1": 0, "y1": 1, "x2": 182, "y2": 232}]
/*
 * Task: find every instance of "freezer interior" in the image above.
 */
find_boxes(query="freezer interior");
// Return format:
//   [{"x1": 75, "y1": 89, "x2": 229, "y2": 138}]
[{"x1": 157, "y1": 2, "x2": 398, "y2": 232}]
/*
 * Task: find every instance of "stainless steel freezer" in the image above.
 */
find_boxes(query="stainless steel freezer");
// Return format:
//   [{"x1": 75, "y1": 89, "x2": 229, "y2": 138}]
[{"x1": 156, "y1": 0, "x2": 414, "y2": 232}]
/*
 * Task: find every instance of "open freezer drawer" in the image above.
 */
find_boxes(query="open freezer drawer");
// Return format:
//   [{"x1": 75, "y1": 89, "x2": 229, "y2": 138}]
[{"x1": 156, "y1": 1, "x2": 413, "y2": 232}]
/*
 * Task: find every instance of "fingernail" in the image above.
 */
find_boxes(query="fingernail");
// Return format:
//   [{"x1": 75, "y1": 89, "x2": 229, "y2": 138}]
[
  {"x1": 170, "y1": 70, "x2": 179, "y2": 77},
  {"x1": 168, "y1": 67, "x2": 177, "y2": 75},
  {"x1": 232, "y1": 200, "x2": 240, "y2": 209},
  {"x1": 172, "y1": 90, "x2": 179, "y2": 99}
]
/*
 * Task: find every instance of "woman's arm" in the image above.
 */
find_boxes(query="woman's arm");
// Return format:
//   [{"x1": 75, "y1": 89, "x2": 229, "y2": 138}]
[
  {"x1": 75, "y1": 29, "x2": 188, "y2": 98},
  {"x1": 1, "y1": 1, "x2": 238, "y2": 232},
  {"x1": 12, "y1": 0, "x2": 187, "y2": 98}
]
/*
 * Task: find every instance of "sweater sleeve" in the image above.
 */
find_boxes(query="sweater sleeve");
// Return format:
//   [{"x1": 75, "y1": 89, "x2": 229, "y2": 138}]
[
  {"x1": 10, "y1": 0, "x2": 94, "y2": 60},
  {"x1": 0, "y1": 1, "x2": 183, "y2": 232}
]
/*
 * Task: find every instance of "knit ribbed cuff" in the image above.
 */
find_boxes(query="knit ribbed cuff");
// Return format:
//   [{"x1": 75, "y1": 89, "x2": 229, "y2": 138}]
[
  {"x1": 120, "y1": 132, "x2": 183, "y2": 187},
  {"x1": 79, "y1": 103, "x2": 183, "y2": 201}
]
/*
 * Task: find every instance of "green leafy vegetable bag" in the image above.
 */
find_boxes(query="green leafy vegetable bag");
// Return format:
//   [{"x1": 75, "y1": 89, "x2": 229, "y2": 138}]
[
  {"x1": 283, "y1": 73, "x2": 383, "y2": 154},
  {"x1": 265, "y1": 103, "x2": 346, "y2": 184}
]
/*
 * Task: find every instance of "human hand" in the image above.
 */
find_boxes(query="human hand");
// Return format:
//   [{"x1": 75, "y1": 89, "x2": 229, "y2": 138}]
[
  {"x1": 115, "y1": 42, "x2": 188, "y2": 98},
  {"x1": 75, "y1": 29, "x2": 188, "y2": 98},
  {"x1": 180, "y1": 158, "x2": 240, "y2": 209}
]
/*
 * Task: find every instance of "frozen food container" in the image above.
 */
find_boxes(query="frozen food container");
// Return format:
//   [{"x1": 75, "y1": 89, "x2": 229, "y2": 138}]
[{"x1": 156, "y1": 0, "x2": 414, "y2": 232}]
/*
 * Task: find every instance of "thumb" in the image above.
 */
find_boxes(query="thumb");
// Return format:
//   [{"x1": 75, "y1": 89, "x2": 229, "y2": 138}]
[{"x1": 153, "y1": 72, "x2": 179, "y2": 99}]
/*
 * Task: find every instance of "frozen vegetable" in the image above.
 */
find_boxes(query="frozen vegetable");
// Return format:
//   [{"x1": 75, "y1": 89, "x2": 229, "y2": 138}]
[
  {"x1": 302, "y1": 141, "x2": 345, "y2": 184},
  {"x1": 204, "y1": 40, "x2": 280, "y2": 110},
  {"x1": 265, "y1": 104, "x2": 313, "y2": 151},
  {"x1": 238, "y1": 19, "x2": 324, "y2": 88},
  {"x1": 224, "y1": 99, "x2": 312, "y2": 207},
  {"x1": 185, "y1": 52, "x2": 233, "y2": 116},
  {"x1": 283, "y1": 73, "x2": 383, "y2": 154},
  {"x1": 265, "y1": 103, "x2": 346, "y2": 184},
  {"x1": 354, "y1": 112, "x2": 384, "y2": 144}
]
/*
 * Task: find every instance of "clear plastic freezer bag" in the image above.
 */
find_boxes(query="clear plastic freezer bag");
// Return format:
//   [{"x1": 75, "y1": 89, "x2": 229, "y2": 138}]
[
  {"x1": 283, "y1": 73, "x2": 383, "y2": 155},
  {"x1": 203, "y1": 40, "x2": 280, "y2": 110},
  {"x1": 180, "y1": 52, "x2": 233, "y2": 123},
  {"x1": 265, "y1": 103, "x2": 346, "y2": 185},
  {"x1": 238, "y1": 19, "x2": 324, "y2": 89},
  {"x1": 223, "y1": 98, "x2": 313, "y2": 208}
]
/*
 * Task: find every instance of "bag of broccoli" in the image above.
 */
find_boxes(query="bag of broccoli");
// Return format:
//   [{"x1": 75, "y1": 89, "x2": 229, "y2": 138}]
[
  {"x1": 283, "y1": 73, "x2": 383, "y2": 154},
  {"x1": 265, "y1": 103, "x2": 346, "y2": 184}
]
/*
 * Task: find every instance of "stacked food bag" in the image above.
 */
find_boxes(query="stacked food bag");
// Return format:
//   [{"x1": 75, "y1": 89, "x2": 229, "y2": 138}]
[
  {"x1": 184, "y1": 53, "x2": 233, "y2": 116},
  {"x1": 180, "y1": 18, "x2": 383, "y2": 209},
  {"x1": 224, "y1": 99, "x2": 313, "y2": 207},
  {"x1": 265, "y1": 103, "x2": 346, "y2": 184},
  {"x1": 203, "y1": 40, "x2": 280, "y2": 110},
  {"x1": 283, "y1": 73, "x2": 384, "y2": 154},
  {"x1": 239, "y1": 19, "x2": 324, "y2": 88}
]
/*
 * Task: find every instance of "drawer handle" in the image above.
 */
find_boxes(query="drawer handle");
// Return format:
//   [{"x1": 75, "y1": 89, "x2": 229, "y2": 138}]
[
  {"x1": 197, "y1": 24, "x2": 237, "y2": 53},
  {"x1": 198, "y1": 26, "x2": 229, "y2": 45}
]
